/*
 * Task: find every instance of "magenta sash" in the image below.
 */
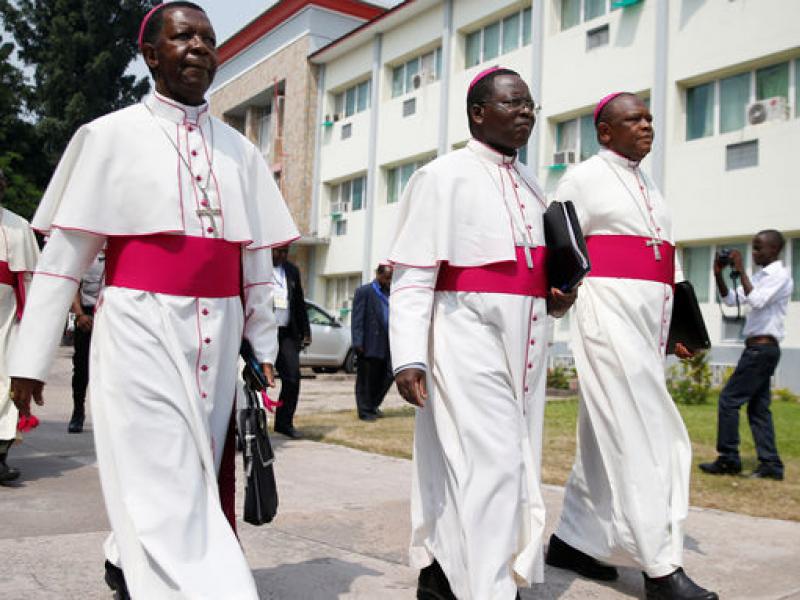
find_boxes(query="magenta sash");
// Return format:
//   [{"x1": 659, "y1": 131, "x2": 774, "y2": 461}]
[
  {"x1": 0, "y1": 260, "x2": 27, "y2": 319},
  {"x1": 586, "y1": 235, "x2": 674, "y2": 285},
  {"x1": 105, "y1": 235, "x2": 241, "y2": 298},
  {"x1": 435, "y1": 246, "x2": 549, "y2": 297}
]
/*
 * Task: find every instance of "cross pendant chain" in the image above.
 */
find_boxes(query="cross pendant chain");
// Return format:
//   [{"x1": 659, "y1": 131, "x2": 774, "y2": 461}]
[
  {"x1": 519, "y1": 241, "x2": 537, "y2": 269},
  {"x1": 646, "y1": 238, "x2": 662, "y2": 261}
]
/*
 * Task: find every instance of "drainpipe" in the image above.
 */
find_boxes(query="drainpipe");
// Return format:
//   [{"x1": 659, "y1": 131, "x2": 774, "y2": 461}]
[
  {"x1": 437, "y1": 0, "x2": 453, "y2": 157},
  {"x1": 651, "y1": 0, "x2": 669, "y2": 191},
  {"x1": 528, "y1": 0, "x2": 545, "y2": 172},
  {"x1": 362, "y1": 33, "x2": 382, "y2": 283}
]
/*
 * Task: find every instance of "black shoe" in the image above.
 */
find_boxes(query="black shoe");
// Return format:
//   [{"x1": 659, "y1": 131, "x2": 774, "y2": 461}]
[
  {"x1": 545, "y1": 534, "x2": 618, "y2": 581},
  {"x1": 644, "y1": 568, "x2": 718, "y2": 600},
  {"x1": 68, "y1": 410, "x2": 85, "y2": 434},
  {"x1": 698, "y1": 458, "x2": 741, "y2": 476},
  {"x1": 275, "y1": 426, "x2": 302, "y2": 439},
  {"x1": 0, "y1": 462, "x2": 20, "y2": 483},
  {"x1": 749, "y1": 464, "x2": 784, "y2": 481},
  {"x1": 104, "y1": 560, "x2": 131, "y2": 600},
  {"x1": 375, "y1": 408, "x2": 385, "y2": 418},
  {"x1": 417, "y1": 559, "x2": 457, "y2": 600},
  {"x1": 359, "y1": 414, "x2": 378, "y2": 422}
]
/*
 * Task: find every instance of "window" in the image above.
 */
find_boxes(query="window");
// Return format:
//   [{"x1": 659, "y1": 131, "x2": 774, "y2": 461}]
[
  {"x1": 465, "y1": 7, "x2": 532, "y2": 68},
  {"x1": 686, "y1": 82, "x2": 714, "y2": 140},
  {"x1": 330, "y1": 174, "x2": 367, "y2": 216},
  {"x1": 792, "y1": 238, "x2": 800, "y2": 301},
  {"x1": 561, "y1": 0, "x2": 620, "y2": 30},
  {"x1": 756, "y1": 62, "x2": 789, "y2": 101},
  {"x1": 307, "y1": 304, "x2": 335, "y2": 326},
  {"x1": 683, "y1": 246, "x2": 712, "y2": 303},
  {"x1": 334, "y1": 220, "x2": 347, "y2": 236},
  {"x1": 555, "y1": 113, "x2": 600, "y2": 162},
  {"x1": 334, "y1": 79, "x2": 371, "y2": 118},
  {"x1": 392, "y1": 48, "x2": 443, "y2": 98},
  {"x1": 686, "y1": 59, "x2": 798, "y2": 140},
  {"x1": 386, "y1": 156, "x2": 433, "y2": 204},
  {"x1": 725, "y1": 140, "x2": 758, "y2": 170},
  {"x1": 719, "y1": 72, "x2": 750, "y2": 134},
  {"x1": 518, "y1": 145, "x2": 528, "y2": 165},
  {"x1": 325, "y1": 274, "x2": 362, "y2": 318}
]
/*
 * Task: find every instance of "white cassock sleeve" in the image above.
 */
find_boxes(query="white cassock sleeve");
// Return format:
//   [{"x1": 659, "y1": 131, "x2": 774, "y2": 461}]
[
  {"x1": 9, "y1": 229, "x2": 104, "y2": 381},
  {"x1": 242, "y1": 247, "x2": 278, "y2": 365},
  {"x1": 553, "y1": 173, "x2": 590, "y2": 232},
  {"x1": 389, "y1": 265, "x2": 439, "y2": 373}
]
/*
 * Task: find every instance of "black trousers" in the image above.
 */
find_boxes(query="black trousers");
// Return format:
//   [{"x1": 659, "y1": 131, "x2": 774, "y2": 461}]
[
  {"x1": 71, "y1": 305, "x2": 94, "y2": 411},
  {"x1": 717, "y1": 344, "x2": 783, "y2": 473},
  {"x1": 274, "y1": 328, "x2": 301, "y2": 430},
  {"x1": 355, "y1": 356, "x2": 394, "y2": 419}
]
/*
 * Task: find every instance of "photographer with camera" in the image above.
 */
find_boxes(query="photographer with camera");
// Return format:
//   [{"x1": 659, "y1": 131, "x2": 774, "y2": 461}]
[{"x1": 699, "y1": 230, "x2": 793, "y2": 481}]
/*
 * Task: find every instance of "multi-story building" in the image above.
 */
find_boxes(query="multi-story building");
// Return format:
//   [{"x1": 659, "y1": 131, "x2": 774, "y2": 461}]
[
  {"x1": 208, "y1": 0, "x2": 387, "y2": 285},
  {"x1": 308, "y1": 0, "x2": 800, "y2": 390}
]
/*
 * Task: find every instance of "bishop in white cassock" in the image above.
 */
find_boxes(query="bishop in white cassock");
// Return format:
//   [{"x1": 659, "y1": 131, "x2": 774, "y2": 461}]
[
  {"x1": 545, "y1": 93, "x2": 718, "y2": 600},
  {"x1": 389, "y1": 68, "x2": 575, "y2": 600},
  {"x1": 0, "y1": 168, "x2": 40, "y2": 484},
  {"x1": 9, "y1": 4, "x2": 297, "y2": 599}
]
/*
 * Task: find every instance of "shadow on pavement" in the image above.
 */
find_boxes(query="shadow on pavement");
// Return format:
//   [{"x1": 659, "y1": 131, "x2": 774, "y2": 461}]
[{"x1": 253, "y1": 557, "x2": 384, "y2": 598}]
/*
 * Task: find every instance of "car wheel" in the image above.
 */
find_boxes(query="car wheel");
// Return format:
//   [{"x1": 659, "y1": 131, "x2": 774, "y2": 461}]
[
  {"x1": 312, "y1": 367, "x2": 324, "y2": 374},
  {"x1": 343, "y1": 349, "x2": 357, "y2": 374}
]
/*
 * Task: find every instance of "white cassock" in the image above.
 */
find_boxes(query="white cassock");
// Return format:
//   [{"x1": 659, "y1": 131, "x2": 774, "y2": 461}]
[
  {"x1": 0, "y1": 208, "x2": 39, "y2": 441},
  {"x1": 389, "y1": 139, "x2": 551, "y2": 600},
  {"x1": 9, "y1": 92, "x2": 298, "y2": 599},
  {"x1": 553, "y1": 148, "x2": 691, "y2": 577}
]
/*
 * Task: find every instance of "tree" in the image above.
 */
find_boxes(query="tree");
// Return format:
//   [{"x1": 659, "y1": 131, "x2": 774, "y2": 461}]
[
  {"x1": 0, "y1": 0, "x2": 153, "y2": 170},
  {"x1": 0, "y1": 34, "x2": 42, "y2": 218}
]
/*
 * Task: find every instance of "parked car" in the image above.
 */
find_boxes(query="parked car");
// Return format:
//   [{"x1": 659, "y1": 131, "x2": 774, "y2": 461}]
[{"x1": 300, "y1": 300, "x2": 356, "y2": 374}]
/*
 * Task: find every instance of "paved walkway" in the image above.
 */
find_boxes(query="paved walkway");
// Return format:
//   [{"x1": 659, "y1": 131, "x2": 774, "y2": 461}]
[{"x1": 1, "y1": 348, "x2": 799, "y2": 599}]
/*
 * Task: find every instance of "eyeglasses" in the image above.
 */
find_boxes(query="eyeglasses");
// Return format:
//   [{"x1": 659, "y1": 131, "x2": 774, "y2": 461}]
[{"x1": 483, "y1": 99, "x2": 540, "y2": 113}]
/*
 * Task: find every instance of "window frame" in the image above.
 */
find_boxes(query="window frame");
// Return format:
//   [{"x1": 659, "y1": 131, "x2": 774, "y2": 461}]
[
  {"x1": 561, "y1": 0, "x2": 620, "y2": 31},
  {"x1": 333, "y1": 78, "x2": 372, "y2": 118},
  {"x1": 464, "y1": 7, "x2": 533, "y2": 69},
  {"x1": 391, "y1": 47, "x2": 443, "y2": 98},
  {"x1": 385, "y1": 156, "x2": 434, "y2": 204}
]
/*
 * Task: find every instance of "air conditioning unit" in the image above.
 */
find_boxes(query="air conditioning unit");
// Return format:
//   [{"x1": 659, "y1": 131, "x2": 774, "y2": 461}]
[
  {"x1": 412, "y1": 73, "x2": 423, "y2": 89},
  {"x1": 330, "y1": 202, "x2": 349, "y2": 216},
  {"x1": 747, "y1": 97, "x2": 789, "y2": 125},
  {"x1": 552, "y1": 150, "x2": 577, "y2": 165},
  {"x1": 333, "y1": 113, "x2": 341, "y2": 122}
]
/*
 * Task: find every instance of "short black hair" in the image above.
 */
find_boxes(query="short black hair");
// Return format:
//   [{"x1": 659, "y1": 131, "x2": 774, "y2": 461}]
[
  {"x1": 466, "y1": 68, "x2": 520, "y2": 133},
  {"x1": 757, "y1": 229, "x2": 785, "y2": 253},
  {"x1": 140, "y1": 1, "x2": 206, "y2": 49},
  {"x1": 594, "y1": 92, "x2": 639, "y2": 128},
  {"x1": 376, "y1": 264, "x2": 391, "y2": 275}
]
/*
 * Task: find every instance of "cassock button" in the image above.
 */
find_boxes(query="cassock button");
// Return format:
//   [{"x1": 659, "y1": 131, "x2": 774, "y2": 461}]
[
  {"x1": 188, "y1": 125, "x2": 195, "y2": 132},
  {"x1": 206, "y1": 227, "x2": 214, "y2": 234},
  {"x1": 201, "y1": 392, "x2": 208, "y2": 399},
  {"x1": 530, "y1": 339, "x2": 535, "y2": 346},
  {"x1": 191, "y1": 150, "x2": 198, "y2": 157},
  {"x1": 527, "y1": 362, "x2": 533, "y2": 369},
  {"x1": 526, "y1": 224, "x2": 532, "y2": 230},
  {"x1": 202, "y1": 308, "x2": 209, "y2": 316},
  {"x1": 201, "y1": 364, "x2": 209, "y2": 372},
  {"x1": 196, "y1": 175, "x2": 202, "y2": 182},
  {"x1": 524, "y1": 386, "x2": 529, "y2": 393},
  {"x1": 520, "y1": 203, "x2": 525, "y2": 209},
  {"x1": 204, "y1": 337, "x2": 211, "y2": 344},
  {"x1": 532, "y1": 315, "x2": 538, "y2": 322},
  {"x1": 201, "y1": 199, "x2": 209, "y2": 207}
]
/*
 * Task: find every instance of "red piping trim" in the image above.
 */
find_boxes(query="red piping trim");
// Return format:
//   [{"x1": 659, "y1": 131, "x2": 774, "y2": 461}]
[
  {"x1": 243, "y1": 282, "x2": 273, "y2": 290},
  {"x1": 219, "y1": 0, "x2": 386, "y2": 64},
  {"x1": 392, "y1": 284, "x2": 434, "y2": 293},
  {"x1": 195, "y1": 300, "x2": 204, "y2": 398},
  {"x1": 247, "y1": 235, "x2": 302, "y2": 251},
  {"x1": 34, "y1": 271, "x2": 79, "y2": 284}
]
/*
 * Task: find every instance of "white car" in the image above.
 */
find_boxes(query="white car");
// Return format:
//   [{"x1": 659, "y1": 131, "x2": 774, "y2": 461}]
[{"x1": 300, "y1": 300, "x2": 356, "y2": 374}]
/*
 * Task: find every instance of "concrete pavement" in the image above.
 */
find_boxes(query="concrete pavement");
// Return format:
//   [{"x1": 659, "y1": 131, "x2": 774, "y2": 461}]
[{"x1": 1, "y1": 348, "x2": 799, "y2": 599}]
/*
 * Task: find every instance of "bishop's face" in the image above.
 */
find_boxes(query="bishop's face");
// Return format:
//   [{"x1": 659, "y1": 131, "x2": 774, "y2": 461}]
[
  {"x1": 145, "y1": 7, "x2": 218, "y2": 106},
  {"x1": 598, "y1": 95, "x2": 653, "y2": 162},
  {"x1": 471, "y1": 74, "x2": 536, "y2": 154}
]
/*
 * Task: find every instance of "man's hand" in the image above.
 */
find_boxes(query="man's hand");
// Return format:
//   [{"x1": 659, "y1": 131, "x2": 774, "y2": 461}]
[
  {"x1": 547, "y1": 286, "x2": 578, "y2": 318},
  {"x1": 260, "y1": 363, "x2": 276, "y2": 388},
  {"x1": 674, "y1": 342, "x2": 694, "y2": 360},
  {"x1": 395, "y1": 368, "x2": 428, "y2": 408},
  {"x1": 729, "y1": 249, "x2": 745, "y2": 274},
  {"x1": 10, "y1": 377, "x2": 45, "y2": 417},
  {"x1": 75, "y1": 314, "x2": 93, "y2": 333}
]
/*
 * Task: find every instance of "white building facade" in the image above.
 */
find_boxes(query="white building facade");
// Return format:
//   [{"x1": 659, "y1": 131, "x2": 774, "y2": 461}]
[{"x1": 308, "y1": 0, "x2": 800, "y2": 390}]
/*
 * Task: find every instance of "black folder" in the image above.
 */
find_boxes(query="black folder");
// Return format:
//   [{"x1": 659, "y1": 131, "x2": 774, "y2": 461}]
[
  {"x1": 543, "y1": 201, "x2": 591, "y2": 292},
  {"x1": 666, "y1": 281, "x2": 711, "y2": 354}
]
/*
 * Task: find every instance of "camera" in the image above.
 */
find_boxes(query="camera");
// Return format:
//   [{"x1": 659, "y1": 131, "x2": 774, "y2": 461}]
[{"x1": 717, "y1": 248, "x2": 733, "y2": 267}]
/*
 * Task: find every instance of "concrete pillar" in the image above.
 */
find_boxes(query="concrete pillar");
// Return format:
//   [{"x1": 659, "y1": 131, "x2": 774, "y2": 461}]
[
  {"x1": 362, "y1": 33, "x2": 383, "y2": 283},
  {"x1": 528, "y1": 0, "x2": 545, "y2": 172},
  {"x1": 651, "y1": 0, "x2": 669, "y2": 191},
  {"x1": 437, "y1": 0, "x2": 453, "y2": 157}
]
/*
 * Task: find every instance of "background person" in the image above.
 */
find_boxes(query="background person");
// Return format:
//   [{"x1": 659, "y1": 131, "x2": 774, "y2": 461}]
[
  {"x1": 700, "y1": 231, "x2": 792, "y2": 480},
  {"x1": 8, "y1": 3, "x2": 298, "y2": 597},
  {"x1": 351, "y1": 264, "x2": 393, "y2": 422},
  {"x1": 68, "y1": 252, "x2": 104, "y2": 434},
  {"x1": 0, "y1": 167, "x2": 39, "y2": 484},
  {"x1": 272, "y1": 244, "x2": 311, "y2": 439}
]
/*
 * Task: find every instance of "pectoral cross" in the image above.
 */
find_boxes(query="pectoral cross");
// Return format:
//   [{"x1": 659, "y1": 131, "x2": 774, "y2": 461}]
[
  {"x1": 519, "y1": 241, "x2": 537, "y2": 269},
  {"x1": 197, "y1": 206, "x2": 221, "y2": 238},
  {"x1": 646, "y1": 238, "x2": 663, "y2": 261}
]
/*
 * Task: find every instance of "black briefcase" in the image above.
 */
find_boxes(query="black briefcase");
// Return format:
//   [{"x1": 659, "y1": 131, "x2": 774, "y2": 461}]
[
  {"x1": 543, "y1": 200, "x2": 591, "y2": 292},
  {"x1": 666, "y1": 281, "x2": 711, "y2": 354},
  {"x1": 238, "y1": 384, "x2": 279, "y2": 525}
]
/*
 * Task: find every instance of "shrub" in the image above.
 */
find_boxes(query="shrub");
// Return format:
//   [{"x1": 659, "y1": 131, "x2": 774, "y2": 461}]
[
  {"x1": 773, "y1": 387, "x2": 799, "y2": 403},
  {"x1": 547, "y1": 366, "x2": 574, "y2": 390},
  {"x1": 667, "y1": 351, "x2": 712, "y2": 405}
]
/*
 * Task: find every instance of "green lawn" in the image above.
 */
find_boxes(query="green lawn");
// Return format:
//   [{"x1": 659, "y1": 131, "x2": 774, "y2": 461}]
[{"x1": 296, "y1": 397, "x2": 800, "y2": 521}]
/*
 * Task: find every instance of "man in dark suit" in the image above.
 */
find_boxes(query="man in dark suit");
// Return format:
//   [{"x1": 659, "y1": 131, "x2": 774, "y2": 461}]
[
  {"x1": 351, "y1": 264, "x2": 393, "y2": 422},
  {"x1": 272, "y1": 245, "x2": 311, "y2": 438}
]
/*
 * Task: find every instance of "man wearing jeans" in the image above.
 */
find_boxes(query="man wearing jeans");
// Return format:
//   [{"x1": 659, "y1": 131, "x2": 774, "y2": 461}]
[{"x1": 700, "y1": 230, "x2": 793, "y2": 480}]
